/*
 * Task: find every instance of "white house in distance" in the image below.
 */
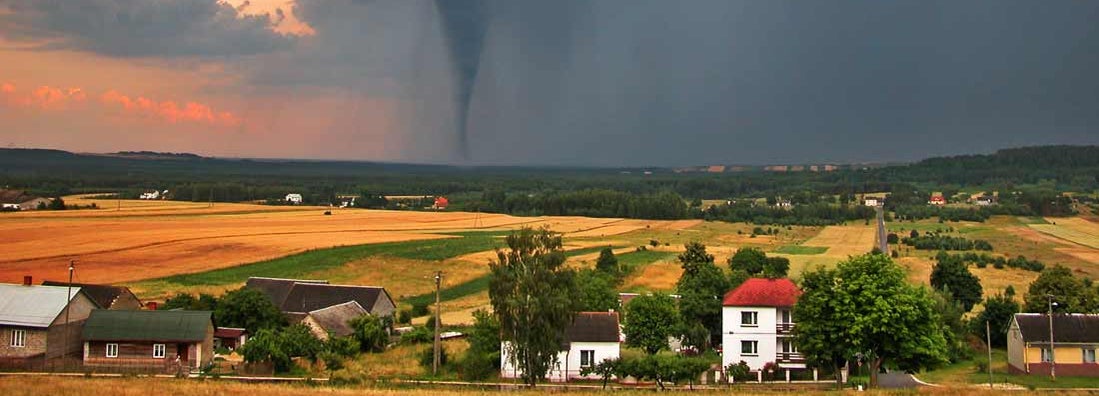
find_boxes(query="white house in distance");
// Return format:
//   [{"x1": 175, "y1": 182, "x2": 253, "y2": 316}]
[
  {"x1": 722, "y1": 278, "x2": 806, "y2": 381},
  {"x1": 285, "y1": 193, "x2": 303, "y2": 205},
  {"x1": 501, "y1": 311, "x2": 621, "y2": 382}
]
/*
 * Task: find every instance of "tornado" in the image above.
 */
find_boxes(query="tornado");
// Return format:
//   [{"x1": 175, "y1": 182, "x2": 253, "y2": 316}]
[{"x1": 434, "y1": 0, "x2": 490, "y2": 162}]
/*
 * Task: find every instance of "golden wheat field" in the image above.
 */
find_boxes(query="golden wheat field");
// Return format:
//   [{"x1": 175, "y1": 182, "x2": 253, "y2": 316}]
[{"x1": 0, "y1": 196, "x2": 696, "y2": 284}]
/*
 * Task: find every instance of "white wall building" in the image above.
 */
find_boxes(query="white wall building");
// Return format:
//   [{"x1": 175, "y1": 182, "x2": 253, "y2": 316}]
[
  {"x1": 501, "y1": 312, "x2": 620, "y2": 382},
  {"x1": 722, "y1": 278, "x2": 805, "y2": 380},
  {"x1": 285, "y1": 193, "x2": 303, "y2": 204}
]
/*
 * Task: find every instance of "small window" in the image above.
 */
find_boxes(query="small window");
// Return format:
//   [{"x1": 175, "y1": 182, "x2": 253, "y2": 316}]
[
  {"x1": 741, "y1": 340, "x2": 758, "y2": 356},
  {"x1": 106, "y1": 343, "x2": 118, "y2": 358},
  {"x1": 153, "y1": 343, "x2": 166, "y2": 359},
  {"x1": 580, "y1": 350, "x2": 595, "y2": 367},
  {"x1": 1084, "y1": 348, "x2": 1096, "y2": 364},
  {"x1": 781, "y1": 340, "x2": 797, "y2": 353},
  {"x1": 1041, "y1": 348, "x2": 1053, "y2": 363},
  {"x1": 781, "y1": 310, "x2": 792, "y2": 324},
  {"x1": 10, "y1": 329, "x2": 26, "y2": 348},
  {"x1": 741, "y1": 311, "x2": 758, "y2": 327}
]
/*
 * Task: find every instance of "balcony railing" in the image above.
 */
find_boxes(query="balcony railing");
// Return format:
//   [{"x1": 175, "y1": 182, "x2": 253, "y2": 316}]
[
  {"x1": 776, "y1": 323, "x2": 795, "y2": 333},
  {"x1": 776, "y1": 352, "x2": 805, "y2": 363}
]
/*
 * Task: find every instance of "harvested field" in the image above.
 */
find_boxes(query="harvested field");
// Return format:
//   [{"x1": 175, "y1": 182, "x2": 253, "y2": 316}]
[
  {"x1": 0, "y1": 198, "x2": 690, "y2": 284},
  {"x1": 1029, "y1": 217, "x2": 1099, "y2": 249},
  {"x1": 776, "y1": 224, "x2": 876, "y2": 277}
]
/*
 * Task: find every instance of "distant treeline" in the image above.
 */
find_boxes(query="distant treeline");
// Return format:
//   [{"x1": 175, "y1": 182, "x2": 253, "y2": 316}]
[{"x1": 0, "y1": 145, "x2": 1093, "y2": 220}]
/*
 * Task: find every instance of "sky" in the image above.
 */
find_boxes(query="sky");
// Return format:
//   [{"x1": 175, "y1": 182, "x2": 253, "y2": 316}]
[{"x1": 1, "y1": 0, "x2": 1098, "y2": 167}]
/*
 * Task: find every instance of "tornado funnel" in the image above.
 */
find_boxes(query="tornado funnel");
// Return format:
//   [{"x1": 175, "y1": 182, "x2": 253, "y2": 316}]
[{"x1": 434, "y1": 0, "x2": 489, "y2": 161}]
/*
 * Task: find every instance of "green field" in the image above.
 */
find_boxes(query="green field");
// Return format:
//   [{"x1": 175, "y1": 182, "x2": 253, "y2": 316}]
[{"x1": 774, "y1": 245, "x2": 829, "y2": 255}]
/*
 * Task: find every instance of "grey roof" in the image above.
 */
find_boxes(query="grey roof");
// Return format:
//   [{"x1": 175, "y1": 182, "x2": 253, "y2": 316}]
[
  {"x1": 307, "y1": 301, "x2": 367, "y2": 338},
  {"x1": 281, "y1": 283, "x2": 391, "y2": 314},
  {"x1": 566, "y1": 312, "x2": 620, "y2": 343},
  {"x1": 0, "y1": 284, "x2": 85, "y2": 328},
  {"x1": 42, "y1": 280, "x2": 139, "y2": 309},
  {"x1": 245, "y1": 277, "x2": 328, "y2": 309},
  {"x1": 83, "y1": 310, "x2": 212, "y2": 342},
  {"x1": 1014, "y1": 313, "x2": 1099, "y2": 343}
]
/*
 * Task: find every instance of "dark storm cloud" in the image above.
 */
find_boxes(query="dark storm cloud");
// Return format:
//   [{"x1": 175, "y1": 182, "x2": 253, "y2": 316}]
[
  {"x1": 455, "y1": 0, "x2": 1099, "y2": 166},
  {"x1": 0, "y1": 0, "x2": 292, "y2": 57}
]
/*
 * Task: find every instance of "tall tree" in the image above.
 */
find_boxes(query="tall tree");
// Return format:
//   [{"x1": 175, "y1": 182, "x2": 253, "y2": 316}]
[
  {"x1": 970, "y1": 293, "x2": 1020, "y2": 348},
  {"x1": 930, "y1": 253, "x2": 983, "y2": 311},
  {"x1": 214, "y1": 287, "x2": 286, "y2": 334},
  {"x1": 728, "y1": 247, "x2": 767, "y2": 275},
  {"x1": 489, "y1": 227, "x2": 580, "y2": 386},
  {"x1": 794, "y1": 254, "x2": 949, "y2": 388},
  {"x1": 595, "y1": 247, "x2": 621, "y2": 277},
  {"x1": 623, "y1": 293, "x2": 679, "y2": 355},
  {"x1": 675, "y1": 242, "x2": 728, "y2": 347},
  {"x1": 348, "y1": 314, "x2": 388, "y2": 352},
  {"x1": 762, "y1": 256, "x2": 791, "y2": 279},
  {"x1": 576, "y1": 269, "x2": 620, "y2": 312},
  {"x1": 1024, "y1": 265, "x2": 1099, "y2": 313}
]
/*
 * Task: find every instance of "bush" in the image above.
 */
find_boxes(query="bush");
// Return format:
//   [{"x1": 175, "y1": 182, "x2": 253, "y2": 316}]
[
  {"x1": 411, "y1": 302, "x2": 430, "y2": 317},
  {"x1": 419, "y1": 345, "x2": 448, "y2": 370},
  {"x1": 458, "y1": 352, "x2": 496, "y2": 380},
  {"x1": 397, "y1": 309, "x2": 412, "y2": 324},
  {"x1": 400, "y1": 326, "x2": 433, "y2": 344},
  {"x1": 726, "y1": 361, "x2": 752, "y2": 382}
]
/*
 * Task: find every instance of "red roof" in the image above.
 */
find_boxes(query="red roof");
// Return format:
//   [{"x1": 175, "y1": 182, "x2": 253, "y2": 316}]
[
  {"x1": 434, "y1": 196, "x2": 449, "y2": 207},
  {"x1": 214, "y1": 327, "x2": 247, "y2": 338},
  {"x1": 722, "y1": 278, "x2": 801, "y2": 307}
]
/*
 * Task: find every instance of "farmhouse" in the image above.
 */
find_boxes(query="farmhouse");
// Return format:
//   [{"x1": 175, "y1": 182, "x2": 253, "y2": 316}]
[
  {"x1": 863, "y1": 197, "x2": 881, "y2": 207},
  {"x1": 0, "y1": 279, "x2": 98, "y2": 367},
  {"x1": 245, "y1": 277, "x2": 395, "y2": 319},
  {"x1": 284, "y1": 193, "x2": 303, "y2": 204},
  {"x1": 721, "y1": 278, "x2": 805, "y2": 380},
  {"x1": 213, "y1": 327, "x2": 248, "y2": 351},
  {"x1": 0, "y1": 189, "x2": 51, "y2": 210},
  {"x1": 41, "y1": 281, "x2": 142, "y2": 310},
  {"x1": 296, "y1": 301, "x2": 367, "y2": 340},
  {"x1": 1007, "y1": 313, "x2": 1099, "y2": 377},
  {"x1": 432, "y1": 196, "x2": 449, "y2": 210},
  {"x1": 929, "y1": 192, "x2": 946, "y2": 205},
  {"x1": 501, "y1": 311, "x2": 621, "y2": 382},
  {"x1": 139, "y1": 191, "x2": 160, "y2": 200},
  {"x1": 82, "y1": 310, "x2": 214, "y2": 372}
]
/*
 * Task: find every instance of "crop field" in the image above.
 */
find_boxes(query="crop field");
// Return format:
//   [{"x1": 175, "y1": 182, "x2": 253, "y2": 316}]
[
  {"x1": 1028, "y1": 217, "x2": 1099, "y2": 249},
  {"x1": 775, "y1": 224, "x2": 878, "y2": 278},
  {"x1": 0, "y1": 196, "x2": 693, "y2": 286}
]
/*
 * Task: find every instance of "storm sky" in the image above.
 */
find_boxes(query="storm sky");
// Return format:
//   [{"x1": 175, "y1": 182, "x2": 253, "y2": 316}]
[{"x1": 1, "y1": 0, "x2": 1097, "y2": 166}]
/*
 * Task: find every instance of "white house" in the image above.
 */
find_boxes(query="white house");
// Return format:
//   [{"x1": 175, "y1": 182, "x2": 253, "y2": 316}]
[
  {"x1": 285, "y1": 193, "x2": 303, "y2": 204},
  {"x1": 863, "y1": 197, "x2": 881, "y2": 207},
  {"x1": 722, "y1": 278, "x2": 805, "y2": 380},
  {"x1": 139, "y1": 191, "x2": 160, "y2": 200},
  {"x1": 501, "y1": 311, "x2": 621, "y2": 382}
]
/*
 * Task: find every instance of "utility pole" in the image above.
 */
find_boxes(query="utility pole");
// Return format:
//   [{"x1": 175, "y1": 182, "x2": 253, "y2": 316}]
[
  {"x1": 986, "y1": 320, "x2": 993, "y2": 390},
  {"x1": 1047, "y1": 294, "x2": 1057, "y2": 381},
  {"x1": 433, "y1": 271, "x2": 442, "y2": 376},
  {"x1": 64, "y1": 260, "x2": 75, "y2": 369}
]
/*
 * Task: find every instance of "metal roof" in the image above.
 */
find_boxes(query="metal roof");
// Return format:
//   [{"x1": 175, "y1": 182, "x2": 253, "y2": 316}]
[
  {"x1": 83, "y1": 310, "x2": 212, "y2": 342},
  {"x1": 0, "y1": 284, "x2": 83, "y2": 328}
]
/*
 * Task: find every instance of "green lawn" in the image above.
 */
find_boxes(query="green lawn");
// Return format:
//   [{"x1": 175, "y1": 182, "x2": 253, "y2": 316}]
[
  {"x1": 617, "y1": 250, "x2": 677, "y2": 272},
  {"x1": 137, "y1": 232, "x2": 505, "y2": 287},
  {"x1": 774, "y1": 245, "x2": 829, "y2": 255},
  {"x1": 564, "y1": 245, "x2": 622, "y2": 258},
  {"x1": 403, "y1": 274, "x2": 491, "y2": 307}
]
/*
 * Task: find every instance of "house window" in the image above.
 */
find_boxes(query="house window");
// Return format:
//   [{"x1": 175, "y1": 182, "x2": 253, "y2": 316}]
[
  {"x1": 741, "y1": 340, "x2": 758, "y2": 356},
  {"x1": 1084, "y1": 348, "x2": 1096, "y2": 364},
  {"x1": 741, "y1": 311, "x2": 758, "y2": 327},
  {"x1": 781, "y1": 310, "x2": 792, "y2": 324},
  {"x1": 153, "y1": 343, "x2": 166, "y2": 359},
  {"x1": 10, "y1": 329, "x2": 26, "y2": 348},
  {"x1": 781, "y1": 340, "x2": 797, "y2": 353},
  {"x1": 106, "y1": 343, "x2": 118, "y2": 358},
  {"x1": 1041, "y1": 348, "x2": 1053, "y2": 363},
  {"x1": 580, "y1": 350, "x2": 595, "y2": 367}
]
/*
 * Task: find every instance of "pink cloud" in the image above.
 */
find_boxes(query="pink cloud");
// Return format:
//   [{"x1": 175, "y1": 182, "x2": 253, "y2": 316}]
[
  {"x1": 100, "y1": 90, "x2": 241, "y2": 127},
  {"x1": 1, "y1": 82, "x2": 86, "y2": 110}
]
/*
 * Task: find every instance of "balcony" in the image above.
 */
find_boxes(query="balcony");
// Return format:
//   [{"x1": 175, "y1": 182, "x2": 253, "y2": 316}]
[
  {"x1": 776, "y1": 322, "x2": 795, "y2": 333},
  {"x1": 776, "y1": 352, "x2": 805, "y2": 364}
]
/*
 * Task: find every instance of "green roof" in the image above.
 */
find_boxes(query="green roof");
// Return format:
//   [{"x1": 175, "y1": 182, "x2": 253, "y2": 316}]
[{"x1": 82, "y1": 310, "x2": 212, "y2": 342}]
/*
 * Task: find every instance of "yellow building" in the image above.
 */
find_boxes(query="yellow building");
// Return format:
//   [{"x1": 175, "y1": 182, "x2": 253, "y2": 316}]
[{"x1": 1008, "y1": 313, "x2": 1099, "y2": 377}]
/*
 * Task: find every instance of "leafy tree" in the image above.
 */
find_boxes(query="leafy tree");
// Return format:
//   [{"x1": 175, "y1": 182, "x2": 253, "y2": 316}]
[
  {"x1": 576, "y1": 269, "x2": 620, "y2": 312},
  {"x1": 930, "y1": 289, "x2": 971, "y2": 363},
  {"x1": 762, "y1": 256, "x2": 790, "y2": 279},
  {"x1": 162, "y1": 293, "x2": 198, "y2": 311},
  {"x1": 623, "y1": 293, "x2": 679, "y2": 355},
  {"x1": 675, "y1": 242, "x2": 728, "y2": 346},
  {"x1": 1024, "y1": 265, "x2": 1099, "y2": 313},
  {"x1": 728, "y1": 269, "x2": 750, "y2": 290},
  {"x1": 794, "y1": 254, "x2": 949, "y2": 388},
  {"x1": 489, "y1": 227, "x2": 580, "y2": 386},
  {"x1": 886, "y1": 233, "x2": 899, "y2": 244},
  {"x1": 580, "y1": 358, "x2": 619, "y2": 390},
  {"x1": 970, "y1": 293, "x2": 1020, "y2": 348},
  {"x1": 725, "y1": 360, "x2": 751, "y2": 383},
  {"x1": 348, "y1": 314, "x2": 388, "y2": 352},
  {"x1": 460, "y1": 309, "x2": 501, "y2": 380},
  {"x1": 48, "y1": 197, "x2": 66, "y2": 210},
  {"x1": 930, "y1": 253, "x2": 983, "y2": 311},
  {"x1": 728, "y1": 247, "x2": 767, "y2": 275},
  {"x1": 595, "y1": 247, "x2": 620, "y2": 277},
  {"x1": 214, "y1": 287, "x2": 286, "y2": 333},
  {"x1": 239, "y1": 324, "x2": 323, "y2": 373}
]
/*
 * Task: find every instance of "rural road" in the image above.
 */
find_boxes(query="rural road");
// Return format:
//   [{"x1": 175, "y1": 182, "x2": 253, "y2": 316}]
[{"x1": 875, "y1": 206, "x2": 888, "y2": 253}]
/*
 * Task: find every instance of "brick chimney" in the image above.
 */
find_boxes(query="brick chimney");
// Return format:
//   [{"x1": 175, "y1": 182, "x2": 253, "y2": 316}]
[{"x1": 23, "y1": 275, "x2": 32, "y2": 286}]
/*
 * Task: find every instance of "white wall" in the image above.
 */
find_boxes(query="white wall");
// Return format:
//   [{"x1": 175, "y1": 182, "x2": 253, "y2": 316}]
[
  {"x1": 722, "y1": 306, "x2": 778, "y2": 371},
  {"x1": 501, "y1": 341, "x2": 620, "y2": 382}
]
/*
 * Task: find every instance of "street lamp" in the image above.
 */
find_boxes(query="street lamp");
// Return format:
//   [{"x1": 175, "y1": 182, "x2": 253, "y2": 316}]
[{"x1": 1047, "y1": 294, "x2": 1057, "y2": 381}]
